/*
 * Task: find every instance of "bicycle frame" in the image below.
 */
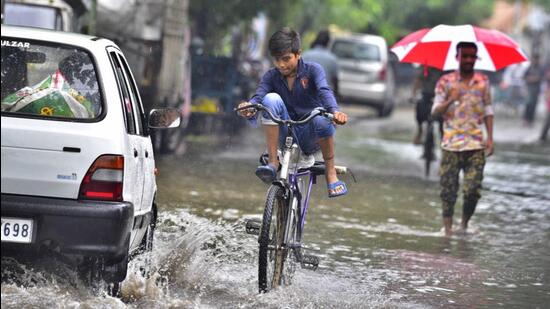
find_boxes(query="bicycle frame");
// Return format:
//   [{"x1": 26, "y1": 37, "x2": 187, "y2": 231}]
[
  {"x1": 278, "y1": 131, "x2": 304, "y2": 246},
  {"x1": 289, "y1": 169, "x2": 316, "y2": 236},
  {"x1": 276, "y1": 122, "x2": 318, "y2": 249}
]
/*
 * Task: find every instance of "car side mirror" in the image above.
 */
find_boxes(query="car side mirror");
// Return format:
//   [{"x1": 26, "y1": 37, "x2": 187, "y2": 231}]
[{"x1": 148, "y1": 108, "x2": 181, "y2": 129}]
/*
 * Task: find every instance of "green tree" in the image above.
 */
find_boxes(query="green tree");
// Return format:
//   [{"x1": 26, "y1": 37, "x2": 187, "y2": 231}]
[
  {"x1": 189, "y1": 0, "x2": 496, "y2": 54},
  {"x1": 377, "y1": 0, "x2": 495, "y2": 44},
  {"x1": 189, "y1": 0, "x2": 283, "y2": 53},
  {"x1": 264, "y1": 0, "x2": 494, "y2": 47},
  {"x1": 526, "y1": 0, "x2": 550, "y2": 11}
]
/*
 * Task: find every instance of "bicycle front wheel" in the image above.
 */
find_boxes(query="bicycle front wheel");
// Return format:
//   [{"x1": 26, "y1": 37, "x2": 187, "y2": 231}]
[{"x1": 258, "y1": 185, "x2": 288, "y2": 293}]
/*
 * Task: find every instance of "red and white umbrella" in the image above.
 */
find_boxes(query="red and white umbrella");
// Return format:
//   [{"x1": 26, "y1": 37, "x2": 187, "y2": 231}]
[{"x1": 391, "y1": 24, "x2": 528, "y2": 71}]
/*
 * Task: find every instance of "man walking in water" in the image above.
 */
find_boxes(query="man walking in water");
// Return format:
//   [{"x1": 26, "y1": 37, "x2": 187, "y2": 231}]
[{"x1": 432, "y1": 42, "x2": 494, "y2": 237}]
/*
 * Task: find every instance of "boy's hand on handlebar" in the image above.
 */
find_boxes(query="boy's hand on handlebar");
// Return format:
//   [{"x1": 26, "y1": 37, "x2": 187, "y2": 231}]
[
  {"x1": 237, "y1": 101, "x2": 257, "y2": 119},
  {"x1": 333, "y1": 111, "x2": 348, "y2": 125}
]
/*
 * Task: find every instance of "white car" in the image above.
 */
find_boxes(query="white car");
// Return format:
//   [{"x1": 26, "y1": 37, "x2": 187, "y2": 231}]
[
  {"x1": 331, "y1": 33, "x2": 396, "y2": 117},
  {"x1": 0, "y1": 25, "x2": 179, "y2": 294}
]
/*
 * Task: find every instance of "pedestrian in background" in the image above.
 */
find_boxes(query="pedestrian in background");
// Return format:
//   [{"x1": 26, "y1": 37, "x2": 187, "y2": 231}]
[
  {"x1": 302, "y1": 30, "x2": 339, "y2": 97},
  {"x1": 432, "y1": 42, "x2": 494, "y2": 237},
  {"x1": 523, "y1": 53, "x2": 544, "y2": 127},
  {"x1": 499, "y1": 62, "x2": 526, "y2": 115},
  {"x1": 539, "y1": 67, "x2": 550, "y2": 142},
  {"x1": 411, "y1": 66, "x2": 445, "y2": 144}
]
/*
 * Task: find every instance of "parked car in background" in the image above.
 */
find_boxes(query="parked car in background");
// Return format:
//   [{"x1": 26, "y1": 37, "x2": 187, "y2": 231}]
[
  {"x1": 330, "y1": 33, "x2": 396, "y2": 117},
  {"x1": 1, "y1": 25, "x2": 180, "y2": 295}
]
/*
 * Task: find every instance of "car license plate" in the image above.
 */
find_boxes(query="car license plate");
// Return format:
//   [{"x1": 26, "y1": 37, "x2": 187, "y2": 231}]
[{"x1": 1, "y1": 217, "x2": 33, "y2": 243}]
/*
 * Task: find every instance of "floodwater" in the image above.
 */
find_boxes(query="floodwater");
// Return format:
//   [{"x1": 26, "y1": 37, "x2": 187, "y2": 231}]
[{"x1": 2, "y1": 107, "x2": 549, "y2": 308}]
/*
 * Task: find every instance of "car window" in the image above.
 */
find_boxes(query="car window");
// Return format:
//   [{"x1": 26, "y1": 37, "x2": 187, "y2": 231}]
[
  {"x1": 332, "y1": 41, "x2": 381, "y2": 61},
  {"x1": 1, "y1": 38, "x2": 102, "y2": 119},
  {"x1": 109, "y1": 51, "x2": 137, "y2": 135},
  {"x1": 118, "y1": 54, "x2": 147, "y2": 136}
]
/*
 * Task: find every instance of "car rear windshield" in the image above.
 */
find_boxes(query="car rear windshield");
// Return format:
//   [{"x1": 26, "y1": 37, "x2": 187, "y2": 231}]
[
  {"x1": 332, "y1": 41, "x2": 381, "y2": 62},
  {"x1": 1, "y1": 38, "x2": 102, "y2": 120}
]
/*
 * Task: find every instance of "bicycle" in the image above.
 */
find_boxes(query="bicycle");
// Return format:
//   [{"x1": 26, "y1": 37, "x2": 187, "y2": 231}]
[
  {"x1": 235, "y1": 103, "x2": 348, "y2": 293},
  {"x1": 415, "y1": 96, "x2": 441, "y2": 178}
]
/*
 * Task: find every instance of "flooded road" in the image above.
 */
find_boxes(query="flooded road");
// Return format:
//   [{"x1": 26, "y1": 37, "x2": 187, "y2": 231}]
[{"x1": 2, "y1": 106, "x2": 549, "y2": 308}]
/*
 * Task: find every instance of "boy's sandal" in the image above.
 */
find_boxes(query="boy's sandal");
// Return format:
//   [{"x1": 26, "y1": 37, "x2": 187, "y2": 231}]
[
  {"x1": 328, "y1": 180, "x2": 348, "y2": 198},
  {"x1": 255, "y1": 164, "x2": 277, "y2": 184}
]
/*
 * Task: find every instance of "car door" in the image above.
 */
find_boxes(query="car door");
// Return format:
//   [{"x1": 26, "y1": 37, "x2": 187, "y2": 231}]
[
  {"x1": 108, "y1": 49, "x2": 144, "y2": 217},
  {"x1": 117, "y1": 53, "x2": 155, "y2": 216}
]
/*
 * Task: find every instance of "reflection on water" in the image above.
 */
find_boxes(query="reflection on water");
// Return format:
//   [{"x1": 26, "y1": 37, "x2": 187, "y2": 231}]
[{"x1": 2, "y1": 125, "x2": 549, "y2": 308}]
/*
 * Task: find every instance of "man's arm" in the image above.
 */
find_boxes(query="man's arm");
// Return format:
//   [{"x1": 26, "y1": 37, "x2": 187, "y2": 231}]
[
  {"x1": 332, "y1": 58, "x2": 339, "y2": 98},
  {"x1": 432, "y1": 96, "x2": 456, "y2": 116},
  {"x1": 483, "y1": 78, "x2": 494, "y2": 156},
  {"x1": 332, "y1": 73, "x2": 339, "y2": 98},
  {"x1": 484, "y1": 115, "x2": 494, "y2": 156},
  {"x1": 431, "y1": 77, "x2": 459, "y2": 116}
]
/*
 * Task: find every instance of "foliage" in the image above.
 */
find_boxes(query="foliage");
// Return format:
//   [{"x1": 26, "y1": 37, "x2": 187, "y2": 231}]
[
  {"x1": 189, "y1": 0, "x2": 496, "y2": 54},
  {"x1": 278, "y1": 0, "x2": 495, "y2": 45},
  {"x1": 189, "y1": 0, "x2": 281, "y2": 53},
  {"x1": 529, "y1": 0, "x2": 550, "y2": 11}
]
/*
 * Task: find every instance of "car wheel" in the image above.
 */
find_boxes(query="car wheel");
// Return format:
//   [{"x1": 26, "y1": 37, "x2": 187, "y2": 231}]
[
  {"x1": 377, "y1": 98, "x2": 394, "y2": 118},
  {"x1": 103, "y1": 253, "x2": 128, "y2": 285},
  {"x1": 79, "y1": 238, "x2": 129, "y2": 297},
  {"x1": 80, "y1": 256, "x2": 125, "y2": 297},
  {"x1": 138, "y1": 204, "x2": 156, "y2": 278}
]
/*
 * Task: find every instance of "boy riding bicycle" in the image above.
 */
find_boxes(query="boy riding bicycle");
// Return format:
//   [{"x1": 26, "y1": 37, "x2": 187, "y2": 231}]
[{"x1": 237, "y1": 27, "x2": 348, "y2": 198}]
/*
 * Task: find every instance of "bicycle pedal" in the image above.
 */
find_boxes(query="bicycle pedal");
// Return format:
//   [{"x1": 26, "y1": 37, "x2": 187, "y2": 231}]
[
  {"x1": 245, "y1": 219, "x2": 261, "y2": 235},
  {"x1": 301, "y1": 254, "x2": 319, "y2": 270}
]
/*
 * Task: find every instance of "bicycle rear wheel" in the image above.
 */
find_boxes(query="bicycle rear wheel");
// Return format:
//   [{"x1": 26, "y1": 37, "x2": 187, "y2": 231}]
[{"x1": 258, "y1": 185, "x2": 288, "y2": 293}]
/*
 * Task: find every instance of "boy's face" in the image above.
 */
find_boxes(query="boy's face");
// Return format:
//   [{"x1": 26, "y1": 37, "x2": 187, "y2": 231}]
[{"x1": 272, "y1": 51, "x2": 301, "y2": 77}]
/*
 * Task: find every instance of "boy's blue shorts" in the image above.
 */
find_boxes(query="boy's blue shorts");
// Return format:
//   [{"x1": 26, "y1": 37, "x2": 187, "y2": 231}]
[{"x1": 252, "y1": 93, "x2": 336, "y2": 155}]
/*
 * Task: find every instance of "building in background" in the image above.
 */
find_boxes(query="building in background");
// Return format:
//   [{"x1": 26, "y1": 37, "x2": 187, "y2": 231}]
[
  {"x1": 95, "y1": 0, "x2": 191, "y2": 154},
  {"x1": 483, "y1": 0, "x2": 550, "y2": 64}
]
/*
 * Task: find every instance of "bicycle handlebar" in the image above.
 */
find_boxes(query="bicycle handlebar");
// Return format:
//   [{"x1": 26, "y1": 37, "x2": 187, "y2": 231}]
[{"x1": 234, "y1": 103, "x2": 334, "y2": 125}]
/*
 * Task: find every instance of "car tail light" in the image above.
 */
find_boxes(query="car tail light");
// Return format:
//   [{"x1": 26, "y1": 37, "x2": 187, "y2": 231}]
[
  {"x1": 378, "y1": 66, "x2": 387, "y2": 81},
  {"x1": 79, "y1": 155, "x2": 124, "y2": 201}
]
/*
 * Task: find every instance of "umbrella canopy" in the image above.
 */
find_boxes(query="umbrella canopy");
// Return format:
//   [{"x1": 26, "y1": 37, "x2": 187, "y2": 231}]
[{"x1": 391, "y1": 24, "x2": 528, "y2": 71}]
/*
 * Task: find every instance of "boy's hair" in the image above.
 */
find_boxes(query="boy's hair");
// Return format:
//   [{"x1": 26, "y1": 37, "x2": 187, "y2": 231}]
[
  {"x1": 268, "y1": 27, "x2": 301, "y2": 57},
  {"x1": 456, "y1": 41, "x2": 477, "y2": 55}
]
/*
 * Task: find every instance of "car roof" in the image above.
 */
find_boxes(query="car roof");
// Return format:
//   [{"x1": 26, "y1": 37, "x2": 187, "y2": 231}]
[{"x1": 1, "y1": 25, "x2": 118, "y2": 51}]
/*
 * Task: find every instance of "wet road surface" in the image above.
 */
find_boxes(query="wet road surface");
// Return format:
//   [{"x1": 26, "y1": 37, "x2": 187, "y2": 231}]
[{"x1": 2, "y1": 105, "x2": 549, "y2": 308}]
